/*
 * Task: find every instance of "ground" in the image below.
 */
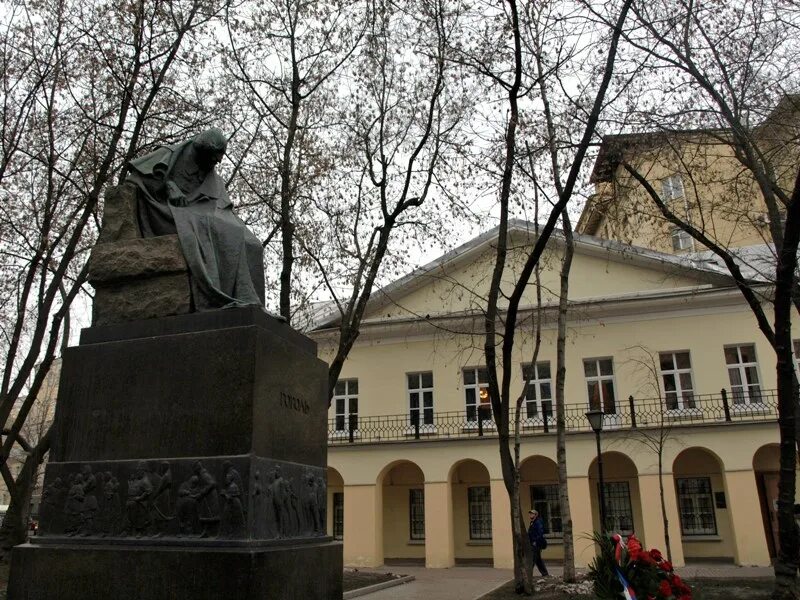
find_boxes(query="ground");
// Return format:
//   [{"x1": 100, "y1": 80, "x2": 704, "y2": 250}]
[
  {"x1": 343, "y1": 569, "x2": 403, "y2": 592},
  {"x1": 0, "y1": 564, "x2": 395, "y2": 598},
  {"x1": 478, "y1": 577, "x2": 774, "y2": 599}
]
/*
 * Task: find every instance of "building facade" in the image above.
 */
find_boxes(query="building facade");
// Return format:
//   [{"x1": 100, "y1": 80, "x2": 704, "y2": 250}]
[{"x1": 313, "y1": 222, "x2": 794, "y2": 570}]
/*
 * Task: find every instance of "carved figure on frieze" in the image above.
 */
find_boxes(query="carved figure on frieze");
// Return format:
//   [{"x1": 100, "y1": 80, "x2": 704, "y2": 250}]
[
  {"x1": 315, "y1": 475, "x2": 326, "y2": 533},
  {"x1": 270, "y1": 466, "x2": 292, "y2": 538},
  {"x1": 124, "y1": 461, "x2": 153, "y2": 537},
  {"x1": 190, "y1": 460, "x2": 220, "y2": 538},
  {"x1": 64, "y1": 474, "x2": 85, "y2": 536},
  {"x1": 289, "y1": 485, "x2": 303, "y2": 536},
  {"x1": 97, "y1": 472, "x2": 121, "y2": 536},
  {"x1": 305, "y1": 471, "x2": 321, "y2": 534},
  {"x1": 176, "y1": 475, "x2": 201, "y2": 537},
  {"x1": 220, "y1": 466, "x2": 245, "y2": 538},
  {"x1": 41, "y1": 477, "x2": 66, "y2": 526},
  {"x1": 261, "y1": 469, "x2": 277, "y2": 539},
  {"x1": 79, "y1": 465, "x2": 99, "y2": 536},
  {"x1": 150, "y1": 461, "x2": 174, "y2": 536}
]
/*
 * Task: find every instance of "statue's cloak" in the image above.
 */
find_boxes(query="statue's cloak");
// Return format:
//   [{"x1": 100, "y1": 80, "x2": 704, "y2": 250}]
[{"x1": 126, "y1": 141, "x2": 265, "y2": 311}]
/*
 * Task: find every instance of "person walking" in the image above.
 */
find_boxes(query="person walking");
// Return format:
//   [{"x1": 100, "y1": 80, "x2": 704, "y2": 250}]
[{"x1": 527, "y1": 509, "x2": 549, "y2": 577}]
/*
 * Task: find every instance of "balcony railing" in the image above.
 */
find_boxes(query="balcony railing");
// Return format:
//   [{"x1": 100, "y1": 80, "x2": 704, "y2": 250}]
[{"x1": 328, "y1": 388, "x2": 779, "y2": 445}]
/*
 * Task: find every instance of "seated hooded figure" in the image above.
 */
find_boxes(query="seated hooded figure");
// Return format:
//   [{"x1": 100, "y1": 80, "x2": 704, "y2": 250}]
[{"x1": 125, "y1": 128, "x2": 265, "y2": 311}]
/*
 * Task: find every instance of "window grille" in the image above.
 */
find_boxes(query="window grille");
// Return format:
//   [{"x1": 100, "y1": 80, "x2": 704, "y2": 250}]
[
  {"x1": 599, "y1": 481, "x2": 634, "y2": 534},
  {"x1": 409, "y1": 488, "x2": 425, "y2": 540},
  {"x1": 333, "y1": 492, "x2": 344, "y2": 540},
  {"x1": 530, "y1": 484, "x2": 562, "y2": 536},
  {"x1": 468, "y1": 486, "x2": 492, "y2": 539},
  {"x1": 676, "y1": 477, "x2": 717, "y2": 536}
]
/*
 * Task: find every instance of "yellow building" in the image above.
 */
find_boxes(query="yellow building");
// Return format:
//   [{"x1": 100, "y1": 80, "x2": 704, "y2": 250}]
[
  {"x1": 577, "y1": 95, "x2": 799, "y2": 255},
  {"x1": 312, "y1": 221, "x2": 791, "y2": 571}
]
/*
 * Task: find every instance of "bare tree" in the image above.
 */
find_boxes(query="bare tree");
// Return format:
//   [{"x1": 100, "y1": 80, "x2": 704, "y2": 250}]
[
  {"x1": 449, "y1": 0, "x2": 634, "y2": 592},
  {"x1": 224, "y1": 0, "x2": 366, "y2": 323},
  {"x1": 0, "y1": 0, "x2": 225, "y2": 556},
  {"x1": 308, "y1": 0, "x2": 471, "y2": 401},
  {"x1": 601, "y1": 2, "x2": 800, "y2": 592}
]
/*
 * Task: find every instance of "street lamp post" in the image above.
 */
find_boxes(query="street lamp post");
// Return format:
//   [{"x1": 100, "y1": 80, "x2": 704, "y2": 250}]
[{"x1": 585, "y1": 409, "x2": 607, "y2": 532}]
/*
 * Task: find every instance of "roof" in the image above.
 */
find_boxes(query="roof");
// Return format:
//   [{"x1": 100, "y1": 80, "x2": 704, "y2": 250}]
[{"x1": 311, "y1": 219, "x2": 737, "y2": 330}]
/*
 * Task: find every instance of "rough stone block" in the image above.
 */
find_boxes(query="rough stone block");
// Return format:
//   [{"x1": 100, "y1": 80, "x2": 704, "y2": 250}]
[
  {"x1": 97, "y1": 183, "x2": 141, "y2": 244},
  {"x1": 92, "y1": 272, "x2": 191, "y2": 326},
  {"x1": 88, "y1": 235, "x2": 187, "y2": 283}
]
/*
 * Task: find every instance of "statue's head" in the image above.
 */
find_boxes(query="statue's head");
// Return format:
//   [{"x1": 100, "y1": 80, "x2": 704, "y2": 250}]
[{"x1": 193, "y1": 127, "x2": 227, "y2": 172}]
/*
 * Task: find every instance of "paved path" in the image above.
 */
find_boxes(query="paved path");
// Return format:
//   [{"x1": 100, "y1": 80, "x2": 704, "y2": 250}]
[
  {"x1": 349, "y1": 566, "x2": 512, "y2": 600},
  {"x1": 350, "y1": 562, "x2": 774, "y2": 600}
]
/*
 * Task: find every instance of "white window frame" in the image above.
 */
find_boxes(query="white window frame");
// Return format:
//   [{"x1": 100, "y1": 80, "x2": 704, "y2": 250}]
[
  {"x1": 671, "y1": 227, "x2": 693, "y2": 251},
  {"x1": 408, "y1": 372, "x2": 434, "y2": 430},
  {"x1": 583, "y1": 357, "x2": 617, "y2": 415},
  {"x1": 724, "y1": 344, "x2": 763, "y2": 406},
  {"x1": 463, "y1": 367, "x2": 491, "y2": 423},
  {"x1": 659, "y1": 351, "x2": 696, "y2": 412},
  {"x1": 661, "y1": 173, "x2": 685, "y2": 201},
  {"x1": 522, "y1": 362, "x2": 553, "y2": 424},
  {"x1": 333, "y1": 379, "x2": 359, "y2": 432}
]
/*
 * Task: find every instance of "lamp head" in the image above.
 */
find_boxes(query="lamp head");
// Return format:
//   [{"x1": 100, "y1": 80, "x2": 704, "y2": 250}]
[{"x1": 585, "y1": 409, "x2": 604, "y2": 433}]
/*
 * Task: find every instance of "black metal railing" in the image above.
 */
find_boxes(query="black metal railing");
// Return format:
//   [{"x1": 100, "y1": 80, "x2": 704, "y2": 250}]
[{"x1": 327, "y1": 388, "x2": 779, "y2": 445}]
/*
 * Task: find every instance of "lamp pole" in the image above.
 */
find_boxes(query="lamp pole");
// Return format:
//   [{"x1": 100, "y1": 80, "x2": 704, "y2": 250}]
[{"x1": 586, "y1": 410, "x2": 607, "y2": 532}]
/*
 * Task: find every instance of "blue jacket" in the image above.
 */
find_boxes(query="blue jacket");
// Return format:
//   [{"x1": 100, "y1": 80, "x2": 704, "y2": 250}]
[{"x1": 528, "y1": 517, "x2": 545, "y2": 547}]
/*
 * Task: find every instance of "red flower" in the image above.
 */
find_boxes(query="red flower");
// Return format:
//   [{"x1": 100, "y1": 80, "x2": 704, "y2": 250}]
[
  {"x1": 637, "y1": 551, "x2": 656, "y2": 566},
  {"x1": 650, "y1": 548, "x2": 664, "y2": 561},
  {"x1": 678, "y1": 595, "x2": 692, "y2": 600},
  {"x1": 671, "y1": 574, "x2": 684, "y2": 587},
  {"x1": 627, "y1": 534, "x2": 643, "y2": 556},
  {"x1": 661, "y1": 560, "x2": 673, "y2": 572},
  {"x1": 658, "y1": 579, "x2": 672, "y2": 597}
]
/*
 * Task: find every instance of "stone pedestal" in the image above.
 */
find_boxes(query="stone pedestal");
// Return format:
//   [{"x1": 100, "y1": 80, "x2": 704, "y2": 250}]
[{"x1": 9, "y1": 307, "x2": 343, "y2": 599}]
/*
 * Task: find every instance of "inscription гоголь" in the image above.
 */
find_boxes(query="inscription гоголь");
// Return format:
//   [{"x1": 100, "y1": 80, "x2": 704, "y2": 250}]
[{"x1": 280, "y1": 391, "x2": 309, "y2": 415}]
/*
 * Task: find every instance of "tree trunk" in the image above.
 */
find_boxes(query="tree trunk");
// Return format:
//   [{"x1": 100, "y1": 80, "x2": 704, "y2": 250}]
[
  {"x1": 657, "y1": 451, "x2": 672, "y2": 563},
  {"x1": 555, "y1": 210, "x2": 576, "y2": 582},
  {"x1": 771, "y1": 169, "x2": 800, "y2": 600},
  {"x1": 0, "y1": 429, "x2": 51, "y2": 561}
]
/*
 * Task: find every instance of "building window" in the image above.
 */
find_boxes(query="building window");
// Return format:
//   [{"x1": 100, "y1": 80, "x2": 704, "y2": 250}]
[
  {"x1": 676, "y1": 477, "x2": 717, "y2": 536},
  {"x1": 661, "y1": 173, "x2": 685, "y2": 200},
  {"x1": 333, "y1": 379, "x2": 358, "y2": 431},
  {"x1": 467, "y1": 486, "x2": 492, "y2": 540},
  {"x1": 522, "y1": 362, "x2": 552, "y2": 422},
  {"x1": 600, "y1": 481, "x2": 634, "y2": 534},
  {"x1": 409, "y1": 488, "x2": 425, "y2": 540},
  {"x1": 530, "y1": 484, "x2": 562, "y2": 537},
  {"x1": 408, "y1": 372, "x2": 434, "y2": 426},
  {"x1": 671, "y1": 227, "x2": 692, "y2": 251},
  {"x1": 464, "y1": 367, "x2": 491, "y2": 422},
  {"x1": 724, "y1": 344, "x2": 762, "y2": 405},
  {"x1": 659, "y1": 351, "x2": 696, "y2": 411},
  {"x1": 333, "y1": 492, "x2": 344, "y2": 540},
  {"x1": 583, "y1": 358, "x2": 617, "y2": 413}
]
